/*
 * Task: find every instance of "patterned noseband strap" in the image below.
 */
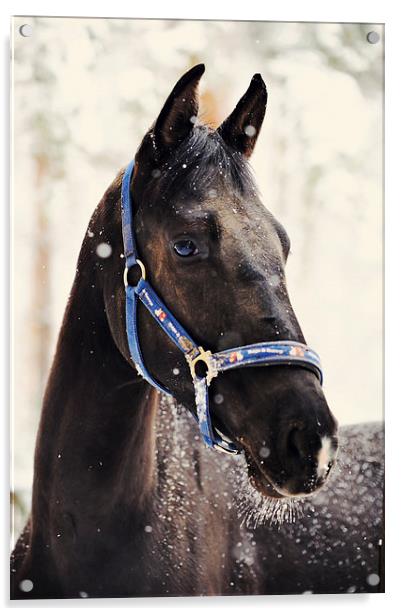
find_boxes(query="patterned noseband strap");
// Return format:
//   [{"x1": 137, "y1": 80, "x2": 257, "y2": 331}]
[{"x1": 121, "y1": 160, "x2": 323, "y2": 455}]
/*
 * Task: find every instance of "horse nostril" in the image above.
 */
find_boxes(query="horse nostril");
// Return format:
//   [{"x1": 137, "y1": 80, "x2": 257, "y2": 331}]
[{"x1": 286, "y1": 426, "x2": 306, "y2": 462}]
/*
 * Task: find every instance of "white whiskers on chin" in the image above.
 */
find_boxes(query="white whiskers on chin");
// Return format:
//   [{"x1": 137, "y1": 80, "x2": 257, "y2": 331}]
[{"x1": 230, "y1": 454, "x2": 305, "y2": 529}]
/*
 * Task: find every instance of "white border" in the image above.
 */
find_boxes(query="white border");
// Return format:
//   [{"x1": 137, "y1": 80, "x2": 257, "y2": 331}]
[
  {"x1": 2, "y1": 0, "x2": 399, "y2": 613},
  {"x1": 0, "y1": 0, "x2": 392, "y2": 22}
]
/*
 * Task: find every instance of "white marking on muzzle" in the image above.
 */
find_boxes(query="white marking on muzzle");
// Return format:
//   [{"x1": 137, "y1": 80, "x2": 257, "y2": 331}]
[{"x1": 317, "y1": 436, "x2": 334, "y2": 478}]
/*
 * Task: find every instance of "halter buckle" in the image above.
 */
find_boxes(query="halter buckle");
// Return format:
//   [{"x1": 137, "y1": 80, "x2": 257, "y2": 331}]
[{"x1": 188, "y1": 347, "x2": 218, "y2": 386}]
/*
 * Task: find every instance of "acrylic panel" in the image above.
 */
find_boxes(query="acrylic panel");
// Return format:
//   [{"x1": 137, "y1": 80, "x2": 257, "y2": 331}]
[{"x1": 11, "y1": 16, "x2": 384, "y2": 599}]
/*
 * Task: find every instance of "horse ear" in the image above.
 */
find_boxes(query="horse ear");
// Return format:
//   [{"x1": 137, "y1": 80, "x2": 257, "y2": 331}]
[
  {"x1": 217, "y1": 74, "x2": 267, "y2": 158},
  {"x1": 153, "y1": 63, "x2": 205, "y2": 153}
]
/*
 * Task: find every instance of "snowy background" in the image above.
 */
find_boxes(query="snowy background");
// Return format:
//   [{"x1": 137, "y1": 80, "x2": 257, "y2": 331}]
[{"x1": 11, "y1": 17, "x2": 383, "y2": 536}]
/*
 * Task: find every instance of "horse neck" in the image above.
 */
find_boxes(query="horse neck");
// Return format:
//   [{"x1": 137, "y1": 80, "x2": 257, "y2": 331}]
[{"x1": 35, "y1": 251, "x2": 159, "y2": 515}]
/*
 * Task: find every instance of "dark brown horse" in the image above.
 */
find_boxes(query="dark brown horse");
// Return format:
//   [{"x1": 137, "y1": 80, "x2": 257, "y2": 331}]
[{"x1": 11, "y1": 65, "x2": 384, "y2": 599}]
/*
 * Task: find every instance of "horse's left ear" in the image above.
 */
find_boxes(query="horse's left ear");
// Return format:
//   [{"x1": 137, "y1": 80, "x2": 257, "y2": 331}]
[
  {"x1": 217, "y1": 74, "x2": 267, "y2": 158},
  {"x1": 153, "y1": 63, "x2": 205, "y2": 153}
]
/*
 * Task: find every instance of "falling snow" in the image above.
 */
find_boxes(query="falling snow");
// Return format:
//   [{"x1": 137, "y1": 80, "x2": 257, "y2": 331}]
[
  {"x1": 244, "y1": 125, "x2": 256, "y2": 137},
  {"x1": 367, "y1": 573, "x2": 380, "y2": 586},
  {"x1": 96, "y1": 243, "x2": 112, "y2": 259},
  {"x1": 19, "y1": 579, "x2": 33, "y2": 593}
]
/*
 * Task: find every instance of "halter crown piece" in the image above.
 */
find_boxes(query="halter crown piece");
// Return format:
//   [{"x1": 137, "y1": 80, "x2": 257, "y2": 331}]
[{"x1": 121, "y1": 160, "x2": 323, "y2": 455}]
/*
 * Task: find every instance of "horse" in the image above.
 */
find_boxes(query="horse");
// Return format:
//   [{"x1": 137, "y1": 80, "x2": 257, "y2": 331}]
[{"x1": 11, "y1": 64, "x2": 384, "y2": 599}]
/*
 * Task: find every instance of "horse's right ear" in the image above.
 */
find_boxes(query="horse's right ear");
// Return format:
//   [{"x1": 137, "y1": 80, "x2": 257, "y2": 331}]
[{"x1": 152, "y1": 63, "x2": 205, "y2": 155}]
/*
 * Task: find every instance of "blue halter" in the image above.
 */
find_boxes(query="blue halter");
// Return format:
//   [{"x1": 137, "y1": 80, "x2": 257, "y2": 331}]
[{"x1": 121, "y1": 160, "x2": 323, "y2": 455}]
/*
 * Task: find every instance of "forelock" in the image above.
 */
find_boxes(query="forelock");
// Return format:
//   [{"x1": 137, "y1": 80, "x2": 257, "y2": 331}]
[{"x1": 148, "y1": 124, "x2": 259, "y2": 202}]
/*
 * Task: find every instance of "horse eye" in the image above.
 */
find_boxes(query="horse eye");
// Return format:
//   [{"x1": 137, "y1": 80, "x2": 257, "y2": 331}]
[{"x1": 173, "y1": 239, "x2": 198, "y2": 257}]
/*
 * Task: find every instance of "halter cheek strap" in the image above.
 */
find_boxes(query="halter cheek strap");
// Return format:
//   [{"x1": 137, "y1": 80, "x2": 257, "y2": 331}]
[{"x1": 121, "y1": 160, "x2": 323, "y2": 455}]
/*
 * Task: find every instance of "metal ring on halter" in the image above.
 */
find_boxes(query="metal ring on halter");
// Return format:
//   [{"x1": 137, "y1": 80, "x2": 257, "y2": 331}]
[
  {"x1": 188, "y1": 347, "x2": 218, "y2": 386},
  {"x1": 123, "y1": 259, "x2": 146, "y2": 287},
  {"x1": 214, "y1": 427, "x2": 240, "y2": 455}
]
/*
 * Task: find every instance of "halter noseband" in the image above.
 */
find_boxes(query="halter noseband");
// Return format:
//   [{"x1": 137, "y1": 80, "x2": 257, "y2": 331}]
[{"x1": 121, "y1": 160, "x2": 323, "y2": 455}]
